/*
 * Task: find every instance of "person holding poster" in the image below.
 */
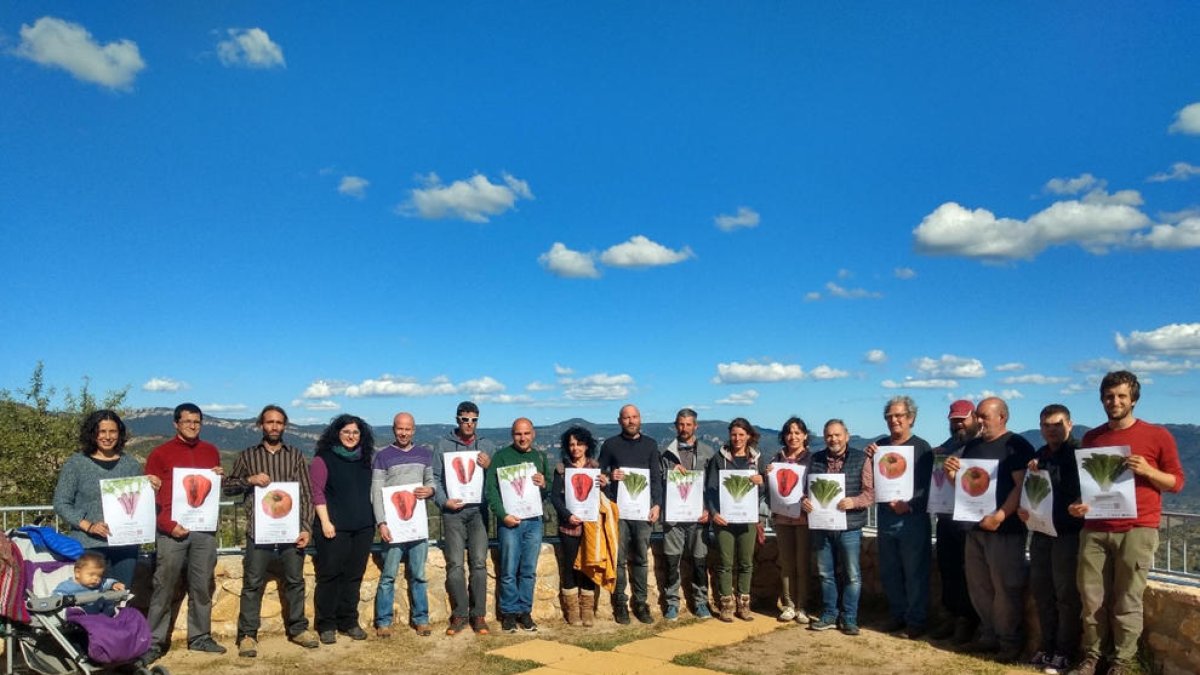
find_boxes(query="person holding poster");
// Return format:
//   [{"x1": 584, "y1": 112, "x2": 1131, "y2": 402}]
[
  {"x1": 433, "y1": 401, "x2": 495, "y2": 636},
  {"x1": 942, "y1": 397, "x2": 1034, "y2": 664},
  {"x1": 766, "y1": 416, "x2": 812, "y2": 624},
  {"x1": 549, "y1": 425, "x2": 608, "y2": 626},
  {"x1": 803, "y1": 419, "x2": 873, "y2": 636},
  {"x1": 658, "y1": 408, "x2": 716, "y2": 621},
  {"x1": 705, "y1": 418, "x2": 765, "y2": 623},
  {"x1": 866, "y1": 396, "x2": 934, "y2": 639},
  {"x1": 1065, "y1": 372, "x2": 1184, "y2": 675},
  {"x1": 54, "y1": 410, "x2": 158, "y2": 589},
  {"x1": 223, "y1": 405, "x2": 319, "y2": 658},
  {"x1": 929, "y1": 400, "x2": 980, "y2": 644},
  {"x1": 143, "y1": 403, "x2": 227, "y2": 662},
  {"x1": 597, "y1": 404, "x2": 663, "y2": 625},
  {"x1": 370, "y1": 412, "x2": 435, "y2": 638}
]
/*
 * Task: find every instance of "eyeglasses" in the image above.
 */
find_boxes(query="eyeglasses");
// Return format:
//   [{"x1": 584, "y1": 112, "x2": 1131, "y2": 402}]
[
  {"x1": 458, "y1": 417, "x2": 479, "y2": 424},
  {"x1": 339, "y1": 429, "x2": 361, "y2": 436}
]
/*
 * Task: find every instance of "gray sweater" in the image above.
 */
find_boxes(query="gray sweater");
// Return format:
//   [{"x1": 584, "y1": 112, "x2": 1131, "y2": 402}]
[{"x1": 52, "y1": 452, "x2": 145, "y2": 548}]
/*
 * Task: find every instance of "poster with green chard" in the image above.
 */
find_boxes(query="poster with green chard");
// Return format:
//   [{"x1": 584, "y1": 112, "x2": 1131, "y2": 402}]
[
  {"x1": 1019, "y1": 469, "x2": 1057, "y2": 537},
  {"x1": 806, "y1": 473, "x2": 848, "y2": 531},
  {"x1": 718, "y1": 470, "x2": 760, "y2": 524},
  {"x1": 616, "y1": 467, "x2": 652, "y2": 521},
  {"x1": 1076, "y1": 445, "x2": 1137, "y2": 520}
]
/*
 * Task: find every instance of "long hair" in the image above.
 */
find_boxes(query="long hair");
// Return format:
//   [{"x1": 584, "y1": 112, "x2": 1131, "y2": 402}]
[
  {"x1": 315, "y1": 414, "x2": 375, "y2": 464},
  {"x1": 559, "y1": 425, "x2": 598, "y2": 464},
  {"x1": 777, "y1": 416, "x2": 810, "y2": 450},
  {"x1": 78, "y1": 409, "x2": 127, "y2": 454},
  {"x1": 728, "y1": 417, "x2": 760, "y2": 448}
]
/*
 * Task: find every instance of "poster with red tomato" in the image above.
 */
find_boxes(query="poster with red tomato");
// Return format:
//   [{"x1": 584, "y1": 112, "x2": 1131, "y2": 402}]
[
  {"x1": 443, "y1": 451, "x2": 484, "y2": 504},
  {"x1": 171, "y1": 468, "x2": 221, "y2": 531},
  {"x1": 768, "y1": 464, "x2": 806, "y2": 518},
  {"x1": 382, "y1": 483, "x2": 429, "y2": 543},
  {"x1": 254, "y1": 482, "x2": 300, "y2": 545},
  {"x1": 952, "y1": 459, "x2": 998, "y2": 522},
  {"x1": 873, "y1": 446, "x2": 914, "y2": 503},
  {"x1": 565, "y1": 468, "x2": 600, "y2": 522}
]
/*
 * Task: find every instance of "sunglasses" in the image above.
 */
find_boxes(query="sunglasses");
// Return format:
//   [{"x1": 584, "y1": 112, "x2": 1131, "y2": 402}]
[{"x1": 458, "y1": 416, "x2": 479, "y2": 424}]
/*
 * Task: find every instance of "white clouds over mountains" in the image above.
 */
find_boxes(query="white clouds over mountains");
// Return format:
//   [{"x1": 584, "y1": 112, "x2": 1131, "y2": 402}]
[
  {"x1": 14, "y1": 16, "x2": 145, "y2": 90},
  {"x1": 712, "y1": 361, "x2": 849, "y2": 384}
]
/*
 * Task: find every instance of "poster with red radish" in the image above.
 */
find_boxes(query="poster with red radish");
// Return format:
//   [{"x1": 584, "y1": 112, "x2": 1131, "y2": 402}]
[
  {"x1": 616, "y1": 467, "x2": 652, "y2": 521},
  {"x1": 382, "y1": 483, "x2": 429, "y2": 542},
  {"x1": 254, "y1": 482, "x2": 300, "y2": 545},
  {"x1": 952, "y1": 459, "x2": 998, "y2": 522},
  {"x1": 171, "y1": 469, "x2": 221, "y2": 531},
  {"x1": 926, "y1": 454, "x2": 956, "y2": 515},
  {"x1": 768, "y1": 464, "x2": 806, "y2": 518},
  {"x1": 565, "y1": 468, "x2": 601, "y2": 522},
  {"x1": 665, "y1": 468, "x2": 704, "y2": 523},
  {"x1": 99, "y1": 476, "x2": 155, "y2": 546},
  {"x1": 444, "y1": 451, "x2": 484, "y2": 504},
  {"x1": 873, "y1": 446, "x2": 914, "y2": 503},
  {"x1": 497, "y1": 462, "x2": 543, "y2": 520}
]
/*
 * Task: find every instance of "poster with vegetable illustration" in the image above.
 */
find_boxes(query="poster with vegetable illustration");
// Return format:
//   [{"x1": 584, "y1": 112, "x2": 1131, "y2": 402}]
[
  {"x1": 1076, "y1": 445, "x2": 1136, "y2": 519},
  {"x1": 768, "y1": 464, "x2": 806, "y2": 519},
  {"x1": 616, "y1": 467, "x2": 652, "y2": 521},
  {"x1": 171, "y1": 469, "x2": 221, "y2": 531},
  {"x1": 444, "y1": 451, "x2": 483, "y2": 504},
  {"x1": 873, "y1": 446, "x2": 914, "y2": 503},
  {"x1": 665, "y1": 468, "x2": 704, "y2": 522},
  {"x1": 952, "y1": 459, "x2": 998, "y2": 523},
  {"x1": 926, "y1": 454, "x2": 955, "y2": 515},
  {"x1": 382, "y1": 483, "x2": 429, "y2": 542},
  {"x1": 719, "y1": 470, "x2": 760, "y2": 524},
  {"x1": 498, "y1": 462, "x2": 544, "y2": 520},
  {"x1": 99, "y1": 476, "x2": 155, "y2": 546},
  {"x1": 254, "y1": 482, "x2": 300, "y2": 545},
  {"x1": 1019, "y1": 470, "x2": 1057, "y2": 537},
  {"x1": 806, "y1": 473, "x2": 847, "y2": 531},
  {"x1": 565, "y1": 468, "x2": 601, "y2": 522}
]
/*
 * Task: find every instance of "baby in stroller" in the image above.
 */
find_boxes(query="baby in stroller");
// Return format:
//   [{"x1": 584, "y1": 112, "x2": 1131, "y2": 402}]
[{"x1": 52, "y1": 553, "x2": 125, "y2": 617}]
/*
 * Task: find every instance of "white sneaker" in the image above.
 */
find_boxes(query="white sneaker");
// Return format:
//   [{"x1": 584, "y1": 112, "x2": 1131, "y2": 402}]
[{"x1": 778, "y1": 607, "x2": 796, "y2": 622}]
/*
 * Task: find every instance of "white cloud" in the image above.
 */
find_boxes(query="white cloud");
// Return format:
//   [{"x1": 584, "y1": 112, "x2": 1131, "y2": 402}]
[
  {"x1": 823, "y1": 281, "x2": 882, "y2": 300},
  {"x1": 476, "y1": 393, "x2": 533, "y2": 405},
  {"x1": 1115, "y1": 323, "x2": 1200, "y2": 356},
  {"x1": 915, "y1": 354, "x2": 986, "y2": 379},
  {"x1": 803, "y1": 291, "x2": 822, "y2": 302},
  {"x1": 1059, "y1": 383, "x2": 1087, "y2": 396},
  {"x1": 714, "y1": 207, "x2": 760, "y2": 232},
  {"x1": 291, "y1": 398, "x2": 341, "y2": 411},
  {"x1": 216, "y1": 28, "x2": 285, "y2": 69},
  {"x1": 561, "y1": 373, "x2": 634, "y2": 401},
  {"x1": 600, "y1": 236, "x2": 693, "y2": 268},
  {"x1": 1147, "y1": 162, "x2": 1200, "y2": 183},
  {"x1": 539, "y1": 243, "x2": 599, "y2": 278},
  {"x1": 894, "y1": 267, "x2": 916, "y2": 280},
  {"x1": 302, "y1": 380, "x2": 349, "y2": 399},
  {"x1": 554, "y1": 364, "x2": 574, "y2": 376},
  {"x1": 864, "y1": 349, "x2": 888, "y2": 364},
  {"x1": 525, "y1": 381, "x2": 556, "y2": 392},
  {"x1": 1073, "y1": 358, "x2": 1124, "y2": 373},
  {"x1": 1168, "y1": 102, "x2": 1200, "y2": 135},
  {"x1": 881, "y1": 378, "x2": 958, "y2": 389},
  {"x1": 338, "y1": 176, "x2": 369, "y2": 198},
  {"x1": 1129, "y1": 357, "x2": 1200, "y2": 375},
  {"x1": 994, "y1": 362, "x2": 1024, "y2": 372},
  {"x1": 1132, "y1": 217, "x2": 1200, "y2": 250},
  {"x1": 458, "y1": 376, "x2": 505, "y2": 395},
  {"x1": 400, "y1": 172, "x2": 533, "y2": 223},
  {"x1": 14, "y1": 16, "x2": 145, "y2": 91},
  {"x1": 999, "y1": 374, "x2": 1068, "y2": 385},
  {"x1": 1044, "y1": 173, "x2": 1102, "y2": 195},
  {"x1": 142, "y1": 377, "x2": 187, "y2": 392},
  {"x1": 716, "y1": 389, "x2": 759, "y2": 406},
  {"x1": 809, "y1": 365, "x2": 850, "y2": 380},
  {"x1": 713, "y1": 361, "x2": 805, "y2": 384},
  {"x1": 202, "y1": 403, "x2": 248, "y2": 414},
  {"x1": 302, "y1": 374, "x2": 508, "y2": 399},
  {"x1": 962, "y1": 389, "x2": 1024, "y2": 402}
]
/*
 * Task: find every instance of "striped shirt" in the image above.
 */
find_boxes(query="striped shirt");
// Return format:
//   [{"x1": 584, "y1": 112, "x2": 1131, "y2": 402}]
[{"x1": 225, "y1": 442, "x2": 316, "y2": 539}]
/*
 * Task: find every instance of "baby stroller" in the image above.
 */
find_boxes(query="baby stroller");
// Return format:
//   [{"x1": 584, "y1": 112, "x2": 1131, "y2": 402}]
[{"x1": 0, "y1": 528, "x2": 165, "y2": 675}]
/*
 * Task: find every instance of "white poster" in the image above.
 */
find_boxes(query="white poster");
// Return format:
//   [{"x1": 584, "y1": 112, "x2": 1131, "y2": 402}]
[
  {"x1": 444, "y1": 451, "x2": 484, "y2": 504},
  {"x1": 806, "y1": 473, "x2": 847, "y2": 531},
  {"x1": 497, "y1": 462, "x2": 543, "y2": 520},
  {"x1": 768, "y1": 464, "x2": 806, "y2": 519},
  {"x1": 926, "y1": 454, "x2": 955, "y2": 515},
  {"x1": 1077, "y1": 446, "x2": 1137, "y2": 520},
  {"x1": 664, "y1": 468, "x2": 705, "y2": 523},
  {"x1": 99, "y1": 476, "x2": 155, "y2": 546},
  {"x1": 873, "y1": 446, "x2": 915, "y2": 503},
  {"x1": 382, "y1": 483, "x2": 429, "y2": 542},
  {"x1": 171, "y1": 469, "x2": 221, "y2": 531},
  {"x1": 1019, "y1": 470, "x2": 1057, "y2": 537},
  {"x1": 952, "y1": 459, "x2": 999, "y2": 523},
  {"x1": 718, "y1": 470, "x2": 759, "y2": 524},
  {"x1": 254, "y1": 482, "x2": 301, "y2": 545},
  {"x1": 565, "y1": 468, "x2": 601, "y2": 523},
  {"x1": 616, "y1": 467, "x2": 652, "y2": 522}
]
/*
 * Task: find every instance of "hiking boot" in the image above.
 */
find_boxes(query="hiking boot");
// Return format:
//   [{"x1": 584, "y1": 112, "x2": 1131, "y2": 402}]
[
  {"x1": 319, "y1": 630, "x2": 336, "y2": 644},
  {"x1": 1064, "y1": 655, "x2": 1099, "y2": 675},
  {"x1": 841, "y1": 622, "x2": 861, "y2": 636},
  {"x1": 446, "y1": 616, "x2": 469, "y2": 636},
  {"x1": 237, "y1": 636, "x2": 258, "y2": 658},
  {"x1": 633, "y1": 603, "x2": 654, "y2": 624},
  {"x1": 339, "y1": 625, "x2": 367, "y2": 641},
  {"x1": 562, "y1": 591, "x2": 582, "y2": 626},
  {"x1": 718, "y1": 595, "x2": 736, "y2": 623},
  {"x1": 375, "y1": 625, "x2": 393, "y2": 639},
  {"x1": 413, "y1": 624, "x2": 432, "y2": 637},
  {"x1": 578, "y1": 590, "x2": 596, "y2": 626},
  {"x1": 735, "y1": 594, "x2": 754, "y2": 621},
  {"x1": 188, "y1": 636, "x2": 227, "y2": 654},
  {"x1": 288, "y1": 631, "x2": 320, "y2": 649},
  {"x1": 518, "y1": 613, "x2": 538, "y2": 632},
  {"x1": 613, "y1": 604, "x2": 631, "y2": 625},
  {"x1": 502, "y1": 614, "x2": 518, "y2": 633},
  {"x1": 470, "y1": 616, "x2": 490, "y2": 635}
]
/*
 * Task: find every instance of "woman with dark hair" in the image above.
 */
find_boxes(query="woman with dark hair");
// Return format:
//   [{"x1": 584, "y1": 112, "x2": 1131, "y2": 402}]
[
  {"x1": 768, "y1": 417, "x2": 813, "y2": 623},
  {"x1": 53, "y1": 409, "x2": 159, "y2": 587},
  {"x1": 309, "y1": 414, "x2": 375, "y2": 644},
  {"x1": 706, "y1": 417, "x2": 765, "y2": 622},
  {"x1": 549, "y1": 425, "x2": 608, "y2": 626}
]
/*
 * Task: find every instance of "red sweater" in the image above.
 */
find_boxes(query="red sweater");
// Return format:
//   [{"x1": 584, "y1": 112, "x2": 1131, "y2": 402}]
[
  {"x1": 145, "y1": 436, "x2": 222, "y2": 534},
  {"x1": 1082, "y1": 419, "x2": 1184, "y2": 532}
]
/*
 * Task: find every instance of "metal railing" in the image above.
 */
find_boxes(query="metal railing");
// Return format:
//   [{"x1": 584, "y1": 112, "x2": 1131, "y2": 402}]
[{"x1": 1155, "y1": 511, "x2": 1199, "y2": 580}]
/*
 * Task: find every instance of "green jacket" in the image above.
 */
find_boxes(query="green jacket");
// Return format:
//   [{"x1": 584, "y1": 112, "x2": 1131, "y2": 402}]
[{"x1": 485, "y1": 444, "x2": 550, "y2": 521}]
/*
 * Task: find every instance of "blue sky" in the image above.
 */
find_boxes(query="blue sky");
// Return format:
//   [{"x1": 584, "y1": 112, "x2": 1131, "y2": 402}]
[{"x1": 3, "y1": 3, "x2": 1199, "y2": 439}]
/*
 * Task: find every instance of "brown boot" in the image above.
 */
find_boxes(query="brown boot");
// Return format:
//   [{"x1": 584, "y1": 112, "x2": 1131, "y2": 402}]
[
  {"x1": 562, "y1": 591, "x2": 582, "y2": 626},
  {"x1": 736, "y1": 594, "x2": 754, "y2": 621},
  {"x1": 578, "y1": 589, "x2": 595, "y2": 627},
  {"x1": 718, "y1": 595, "x2": 736, "y2": 623}
]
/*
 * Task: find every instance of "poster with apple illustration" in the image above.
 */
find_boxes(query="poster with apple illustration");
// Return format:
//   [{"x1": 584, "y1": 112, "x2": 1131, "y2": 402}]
[
  {"x1": 806, "y1": 473, "x2": 847, "y2": 531},
  {"x1": 952, "y1": 459, "x2": 998, "y2": 522},
  {"x1": 665, "y1": 468, "x2": 704, "y2": 523},
  {"x1": 1076, "y1": 445, "x2": 1136, "y2": 520},
  {"x1": 382, "y1": 483, "x2": 429, "y2": 542},
  {"x1": 444, "y1": 451, "x2": 484, "y2": 504},
  {"x1": 498, "y1": 462, "x2": 544, "y2": 520},
  {"x1": 100, "y1": 476, "x2": 155, "y2": 546},
  {"x1": 719, "y1": 470, "x2": 760, "y2": 524},
  {"x1": 254, "y1": 482, "x2": 300, "y2": 545},
  {"x1": 565, "y1": 468, "x2": 601, "y2": 522},
  {"x1": 1019, "y1": 470, "x2": 1057, "y2": 537},
  {"x1": 926, "y1": 454, "x2": 956, "y2": 515},
  {"x1": 171, "y1": 469, "x2": 221, "y2": 531},
  {"x1": 768, "y1": 464, "x2": 807, "y2": 518},
  {"x1": 873, "y1": 446, "x2": 914, "y2": 503},
  {"x1": 616, "y1": 467, "x2": 652, "y2": 521}
]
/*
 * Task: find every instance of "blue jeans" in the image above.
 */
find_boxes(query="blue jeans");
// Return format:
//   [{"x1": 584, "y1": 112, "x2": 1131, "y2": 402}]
[
  {"x1": 813, "y1": 528, "x2": 862, "y2": 627},
  {"x1": 375, "y1": 539, "x2": 429, "y2": 628},
  {"x1": 877, "y1": 511, "x2": 931, "y2": 629},
  {"x1": 497, "y1": 517, "x2": 542, "y2": 615}
]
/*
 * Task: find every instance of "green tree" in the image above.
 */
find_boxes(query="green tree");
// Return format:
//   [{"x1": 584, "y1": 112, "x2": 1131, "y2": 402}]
[{"x1": 0, "y1": 363, "x2": 127, "y2": 505}]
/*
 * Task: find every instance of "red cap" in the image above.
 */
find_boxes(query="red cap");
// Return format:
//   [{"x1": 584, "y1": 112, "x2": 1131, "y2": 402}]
[{"x1": 948, "y1": 400, "x2": 974, "y2": 419}]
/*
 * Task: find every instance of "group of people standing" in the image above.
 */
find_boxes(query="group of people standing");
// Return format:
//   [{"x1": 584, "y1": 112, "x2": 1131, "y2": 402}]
[{"x1": 50, "y1": 369, "x2": 1182, "y2": 675}]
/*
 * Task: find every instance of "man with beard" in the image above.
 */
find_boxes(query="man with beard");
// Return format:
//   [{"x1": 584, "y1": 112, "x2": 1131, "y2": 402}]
[
  {"x1": 659, "y1": 408, "x2": 715, "y2": 620},
  {"x1": 1066, "y1": 372, "x2": 1184, "y2": 675},
  {"x1": 225, "y1": 405, "x2": 320, "y2": 657},
  {"x1": 929, "y1": 400, "x2": 980, "y2": 643}
]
